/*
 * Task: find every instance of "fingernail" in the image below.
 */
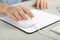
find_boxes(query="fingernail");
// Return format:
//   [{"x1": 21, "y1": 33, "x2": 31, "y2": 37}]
[
  {"x1": 32, "y1": 15, "x2": 34, "y2": 17},
  {"x1": 25, "y1": 18, "x2": 27, "y2": 20},
  {"x1": 16, "y1": 20, "x2": 18, "y2": 22},
  {"x1": 23, "y1": 18, "x2": 27, "y2": 20},
  {"x1": 20, "y1": 18, "x2": 22, "y2": 20}
]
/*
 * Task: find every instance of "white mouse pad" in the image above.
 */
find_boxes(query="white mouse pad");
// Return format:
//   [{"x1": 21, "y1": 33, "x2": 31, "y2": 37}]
[{"x1": 0, "y1": 9, "x2": 60, "y2": 34}]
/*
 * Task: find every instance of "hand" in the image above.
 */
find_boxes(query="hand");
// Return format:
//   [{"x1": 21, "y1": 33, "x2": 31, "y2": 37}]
[
  {"x1": 32, "y1": 0, "x2": 48, "y2": 10},
  {"x1": 4, "y1": 6, "x2": 34, "y2": 21}
]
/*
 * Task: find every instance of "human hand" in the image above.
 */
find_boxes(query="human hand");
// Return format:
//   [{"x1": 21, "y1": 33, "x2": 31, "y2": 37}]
[
  {"x1": 32, "y1": 0, "x2": 48, "y2": 10},
  {"x1": 4, "y1": 6, "x2": 34, "y2": 21}
]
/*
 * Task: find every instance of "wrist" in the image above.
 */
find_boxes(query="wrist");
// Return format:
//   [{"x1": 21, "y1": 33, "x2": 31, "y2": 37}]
[
  {"x1": 0, "y1": 3, "x2": 10, "y2": 14},
  {"x1": 3, "y1": 4, "x2": 10, "y2": 14}
]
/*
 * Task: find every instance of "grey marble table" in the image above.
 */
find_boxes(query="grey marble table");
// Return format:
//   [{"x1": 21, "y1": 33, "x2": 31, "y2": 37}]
[{"x1": 0, "y1": 0, "x2": 60, "y2": 40}]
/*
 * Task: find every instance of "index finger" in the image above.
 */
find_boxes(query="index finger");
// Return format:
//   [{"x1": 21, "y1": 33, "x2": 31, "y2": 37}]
[{"x1": 20, "y1": 6, "x2": 34, "y2": 18}]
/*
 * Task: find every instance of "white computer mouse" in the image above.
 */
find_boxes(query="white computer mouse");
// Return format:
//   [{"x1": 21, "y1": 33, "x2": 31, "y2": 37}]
[{"x1": 17, "y1": 10, "x2": 38, "y2": 28}]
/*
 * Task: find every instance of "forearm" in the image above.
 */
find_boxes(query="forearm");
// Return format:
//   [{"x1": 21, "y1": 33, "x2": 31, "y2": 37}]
[{"x1": 0, "y1": 3, "x2": 9, "y2": 14}]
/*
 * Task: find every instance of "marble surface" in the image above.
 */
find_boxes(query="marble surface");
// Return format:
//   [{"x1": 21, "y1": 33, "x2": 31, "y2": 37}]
[{"x1": 0, "y1": 0, "x2": 60, "y2": 40}]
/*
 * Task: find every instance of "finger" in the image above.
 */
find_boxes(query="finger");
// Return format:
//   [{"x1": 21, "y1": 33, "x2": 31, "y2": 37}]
[
  {"x1": 46, "y1": 2, "x2": 48, "y2": 9},
  {"x1": 40, "y1": 0, "x2": 44, "y2": 10},
  {"x1": 20, "y1": 6, "x2": 34, "y2": 18},
  {"x1": 32, "y1": 0, "x2": 37, "y2": 7},
  {"x1": 6, "y1": 10, "x2": 18, "y2": 21},
  {"x1": 44, "y1": 0, "x2": 48, "y2": 9},
  {"x1": 13, "y1": 9, "x2": 22, "y2": 20},
  {"x1": 43, "y1": 1, "x2": 46, "y2": 9},
  {"x1": 16, "y1": 7, "x2": 27, "y2": 20},
  {"x1": 32, "y1": 2, "x2": 36, "y2": 7},
  {"x1": 11, "y1": 13, "x2": 18, "y2": 21},
  {"x1": 36, "y1": 0, "x2": 40, "y2": 9}
]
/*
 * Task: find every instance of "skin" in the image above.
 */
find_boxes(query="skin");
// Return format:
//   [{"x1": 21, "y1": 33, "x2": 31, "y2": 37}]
[
  {"x1": 5, "y1": 6, "x2": 34, "y2": 21},
  {"x1": 32, "y1": 0, "x2": 48, "y2": 10},
  {"x1": 0, "y1": 0, "x2": 48, "y2": 21}
]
